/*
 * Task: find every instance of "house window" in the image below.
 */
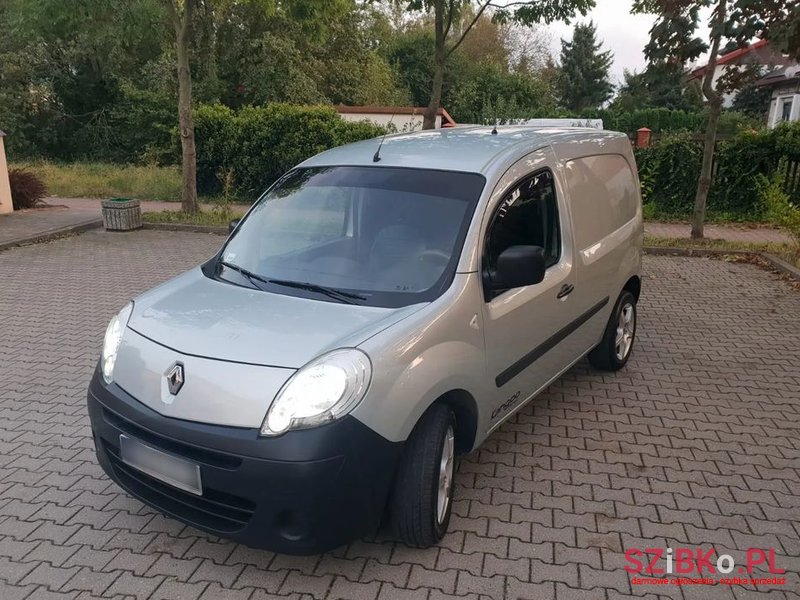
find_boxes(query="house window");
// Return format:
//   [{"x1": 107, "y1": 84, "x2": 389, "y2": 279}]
[{"x1": 780, "y1": 97, "x2": 793, "y2": 122}]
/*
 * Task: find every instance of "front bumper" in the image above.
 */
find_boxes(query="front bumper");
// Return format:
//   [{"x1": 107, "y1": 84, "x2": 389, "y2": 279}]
[{"x1": 87, "y1": 368, "x2": 402, "y2": 554}]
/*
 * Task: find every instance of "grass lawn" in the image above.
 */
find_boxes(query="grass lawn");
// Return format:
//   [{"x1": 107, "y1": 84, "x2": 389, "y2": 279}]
[
  {"x1": 12, "y1": 161, "x2": 185, "y2": 201},
  {"x1": 644, "y1": 235, "x2": 799, "y2": 267},
  {"x1": 142, "y1": 209, "x2": 242, "y2": 227}
]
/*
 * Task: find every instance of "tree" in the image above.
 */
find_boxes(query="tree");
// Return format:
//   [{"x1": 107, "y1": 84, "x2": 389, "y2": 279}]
[
  {"x1": 731, "y1": 69, "x2": 772, "y2": 119},
  {"x1": 612, "y1": 63, "x2": 701, "y2": 111},
  {"x1": 160, "y1": 0, "x2": 351, "y2": 212},
  {"x1": 633, "y1": 0, "x2": 799, "y2": 238},
  {"x1": 163, "y1": 0, "x2": 199, "y2": 213},
  {"x1": 557, "y1": 21, "x2": 613, "y2": 111},
  {"x1": 394, "y1": 0, "x2": 593, "y2": 129}
]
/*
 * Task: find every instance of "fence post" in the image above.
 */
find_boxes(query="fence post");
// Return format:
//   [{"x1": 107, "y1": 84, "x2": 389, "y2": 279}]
[
  {"x1": 636, "y1": 127, "x2": 651, "y2": 149},
  {"x1": 0, "y1": 131, "x2": 12, "y2": 214}
]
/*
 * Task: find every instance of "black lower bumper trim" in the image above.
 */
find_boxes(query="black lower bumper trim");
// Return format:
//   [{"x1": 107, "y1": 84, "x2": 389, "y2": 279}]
[{"x1": 87, "y1": 368, "x2": 402, "y2": 554}]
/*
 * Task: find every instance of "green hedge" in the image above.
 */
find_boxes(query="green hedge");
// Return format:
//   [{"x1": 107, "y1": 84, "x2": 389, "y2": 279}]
[
  {"x1": 635, "y1": 122, "x2": 800, "y2": 219},
  {"x1": 579, "y1": 107, "x2": 758, "y2": 136},
  {"x1": 193, "y1": 103, "x2": 385, "y2": 196}
]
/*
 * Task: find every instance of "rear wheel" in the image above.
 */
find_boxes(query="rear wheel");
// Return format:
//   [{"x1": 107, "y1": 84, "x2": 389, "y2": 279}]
[
  {"x1": 588, "y1": 290, "x2": 637, "y2": 371},
  {"x1": 388, "y1": 405, "x2": 456, "y2": 547}
]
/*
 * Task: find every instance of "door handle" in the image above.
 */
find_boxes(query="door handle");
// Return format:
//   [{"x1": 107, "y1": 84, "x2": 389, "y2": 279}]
[{"x1": 557, "y1": 283, "x2": 574, "y2": 299}]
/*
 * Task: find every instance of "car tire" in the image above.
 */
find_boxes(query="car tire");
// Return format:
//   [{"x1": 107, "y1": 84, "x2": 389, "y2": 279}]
[
  {"x1": 389, "y1": 404, "x2": 456, "y2": 548},
  {"x1": 588, "y1": 290, "x2": 637, "y2": 371}
]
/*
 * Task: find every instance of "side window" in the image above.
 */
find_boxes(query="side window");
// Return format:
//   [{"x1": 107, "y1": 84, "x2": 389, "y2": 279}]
[{"x1": 485, "y1": 169, "x2": 561, "y2": 272}]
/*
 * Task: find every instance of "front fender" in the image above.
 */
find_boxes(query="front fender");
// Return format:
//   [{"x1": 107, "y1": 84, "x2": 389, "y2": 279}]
[{"x1": 351, "y1": 274, "x2": 489, "y2": 445}]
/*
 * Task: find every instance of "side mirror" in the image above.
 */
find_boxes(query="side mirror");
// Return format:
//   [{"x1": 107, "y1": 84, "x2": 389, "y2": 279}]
[
  {"x1": 228, "y1": 218, "x2": 241, "y2": 234},
  {"x1": 492, "y1": 245, "x2": 546, "y2": 290}
]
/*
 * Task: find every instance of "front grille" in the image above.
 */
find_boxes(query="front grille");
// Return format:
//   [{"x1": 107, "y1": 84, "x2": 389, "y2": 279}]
[
  {"x1": 101, "y1": 407, "x2": 242, "y2": 470},
  {"x1": 103, "y1": 441, "x2": 256, "y2": 533}
]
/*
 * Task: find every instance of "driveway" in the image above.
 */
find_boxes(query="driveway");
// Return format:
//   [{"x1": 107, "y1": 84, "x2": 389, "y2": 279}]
[{"x1": 0, "y1": 230, "x2": 798, "y2": 600}]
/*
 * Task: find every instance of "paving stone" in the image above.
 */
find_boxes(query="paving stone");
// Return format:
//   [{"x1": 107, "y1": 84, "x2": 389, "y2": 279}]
[{"x1": 1, "y1": 233, "x2": 798, "y2": 600}]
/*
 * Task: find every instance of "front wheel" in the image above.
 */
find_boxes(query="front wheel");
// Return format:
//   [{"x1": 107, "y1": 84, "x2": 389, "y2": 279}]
[
  {"x1": 388, "y1": 405, "x2": 456, "y2": 547},
  {"x1": 588, "y1": 290, "x2": 637, "y2": 371}
]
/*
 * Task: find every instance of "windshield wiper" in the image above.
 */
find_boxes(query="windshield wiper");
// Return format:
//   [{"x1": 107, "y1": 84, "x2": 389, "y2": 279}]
[
  {"x1": 219, "y1": 260, "x2": 271, "y2": 290},
  {"x1": 267, "y1": 278, "x2": 367, "y2": 304}
]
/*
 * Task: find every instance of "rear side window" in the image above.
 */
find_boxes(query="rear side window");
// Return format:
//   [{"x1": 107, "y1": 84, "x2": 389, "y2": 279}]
[
  {"x1": 564, "y1": 154, "x2": 638, "y2": 250},
  {"x1": 485, "y1": 169, "x2": 560, "y2": 270}
]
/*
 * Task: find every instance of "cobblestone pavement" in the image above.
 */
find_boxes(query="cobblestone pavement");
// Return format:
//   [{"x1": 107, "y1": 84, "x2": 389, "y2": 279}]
[{"x1": 1, "y1": 230, "x2": 798, "y2": 600}]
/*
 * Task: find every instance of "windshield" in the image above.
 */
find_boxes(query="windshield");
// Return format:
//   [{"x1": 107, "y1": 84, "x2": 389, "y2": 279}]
[{"x1": 216, "y1": 166, "x2": 485, "y2": 307}]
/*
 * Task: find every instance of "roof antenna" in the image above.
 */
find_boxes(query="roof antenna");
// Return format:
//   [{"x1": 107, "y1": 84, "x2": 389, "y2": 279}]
[
  {"x1": 491, "y1": 118, "x2": 498, "y2": 135},
  {"x1": 373, "y1": 113, "x2": 396, "y2": 163}
]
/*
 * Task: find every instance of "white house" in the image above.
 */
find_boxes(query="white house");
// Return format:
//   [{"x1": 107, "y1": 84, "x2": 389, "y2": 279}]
[
  {"x1": 688, "y1": 39, "x2": 790, "y2": 108},
  {"x1": 336, "y1": 105, "x2": 456, "y2": 131},
  {"x1": 756, "y1": 65, "x2": 800, "y2": 128}
]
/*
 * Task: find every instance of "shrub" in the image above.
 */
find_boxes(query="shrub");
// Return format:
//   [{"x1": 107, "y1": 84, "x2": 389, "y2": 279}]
[
  {"x1": 9, "y1": 168, "x2": 47, "y2": 209},
  {"x1": 635, "y1": 133, "x2": 702, "y2": 215},
  {"x1": 193, "y1": 103, "x2": 385, "y2": 197},
  {"x1": 757, "y1": 159, "x2": 800, "y2": 255},
  {"x1": 635, "y1": 122, "x2": 800, "y2": 220},
  {"x1": 579, "y1": 108, "x2": 758, "y2": 137}
]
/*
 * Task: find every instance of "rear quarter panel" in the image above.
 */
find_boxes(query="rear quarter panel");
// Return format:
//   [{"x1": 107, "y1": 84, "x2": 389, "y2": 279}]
[{"x1": 556, "y1": 141, "x2": 643, "y2": 345}]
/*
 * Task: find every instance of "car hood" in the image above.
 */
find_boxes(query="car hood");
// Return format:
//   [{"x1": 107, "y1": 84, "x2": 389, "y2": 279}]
[{"x1": 128, "y1": 268, "x2": 423, "y2": 368}]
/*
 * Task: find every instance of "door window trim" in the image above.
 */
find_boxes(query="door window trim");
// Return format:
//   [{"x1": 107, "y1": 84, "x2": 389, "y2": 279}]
[{"x1": 481, "y1": 167, "x2": 563, "y2": 299}]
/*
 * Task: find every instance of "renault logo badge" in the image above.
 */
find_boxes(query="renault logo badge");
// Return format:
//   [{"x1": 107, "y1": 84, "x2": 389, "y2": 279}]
[{"x1": 165, "y1": 362, "x2": 185, "y2": 395}]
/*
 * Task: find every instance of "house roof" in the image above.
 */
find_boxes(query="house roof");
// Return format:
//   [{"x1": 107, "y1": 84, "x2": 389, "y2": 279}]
[
  {"x1": 755, "y1": 64, "x2": 800, "y2": 87},
  {"x1": 689, "y1": 39, "x2": 770, "y2": 80},
  {"x1": 335, "y1": 105, "x2": 457, "y2": 127}
]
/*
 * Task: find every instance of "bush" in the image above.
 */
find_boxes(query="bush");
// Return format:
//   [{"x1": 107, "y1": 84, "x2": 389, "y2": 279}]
[
  {"x1": 635, "y1": 122, "x2": 800, "y2": 220},
  {"x1": 9, "y1": 168, "x2": 47, "y2": 209},
  {"x1": 579, "y1": 108, "x2": 758, "y2": 137},
  {"x1": 193, "y1": 103, "x2": 385, "y2": 197},
  {"x1": 758, "y1": 159, "x2": 800, "y2": 255},
  {"x1": 635, "y1": 133, "x2": 702, "y2": 214}
]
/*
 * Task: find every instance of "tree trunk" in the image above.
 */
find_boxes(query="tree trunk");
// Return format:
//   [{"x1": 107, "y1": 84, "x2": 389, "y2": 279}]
[
  {"x1": 169, "y1": 0, "x2": 199, "y2": 214},
  {"x1": 690, "y1": 0, "x2": 726, "y2": 239},
  {"x1": 423, "y1": 0, "x2": 446, "y2": 130},
  {"x1": 424, "y1": 58, "x2": 444, "y2": 130},
  {"x1": 691, "y1": 99, "x2": 721, "y2": 238}
]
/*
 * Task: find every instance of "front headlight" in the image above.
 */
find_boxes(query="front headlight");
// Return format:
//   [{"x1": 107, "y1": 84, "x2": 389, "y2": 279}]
[
  {"x1": 101, "y1": 302, "x2": 133, "y2": 384},
  {"x1": 260, "y1": 348, "x2": 371, "y2": 436}
]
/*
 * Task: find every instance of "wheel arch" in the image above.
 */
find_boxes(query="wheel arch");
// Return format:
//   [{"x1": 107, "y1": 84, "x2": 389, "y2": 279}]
[
  {"x1": 432, "y1": 389, "x2": 479, "y2": 454},
  {"x1": 623, "y1": 275, "x2": 641, "y2": 301}
]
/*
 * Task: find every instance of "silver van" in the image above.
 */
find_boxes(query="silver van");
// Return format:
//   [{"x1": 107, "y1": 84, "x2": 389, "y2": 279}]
[{"x1": 87, "y1": 126, "x2": 642, "y2": 554}]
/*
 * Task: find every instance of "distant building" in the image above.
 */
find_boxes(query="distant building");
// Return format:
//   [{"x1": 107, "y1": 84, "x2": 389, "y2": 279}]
[
  {"x1": 688, "y1": 40, "x2": 790, "y2": 107},
  {"x1": 336, "y1": 105, "x2": 456, "y2": 131},
  {"x1": 756, "y1": 65, "x2": 800, "y2": 128}
]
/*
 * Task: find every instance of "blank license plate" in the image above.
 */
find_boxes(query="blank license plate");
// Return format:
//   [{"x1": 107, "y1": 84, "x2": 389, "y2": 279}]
[{"x1": 119, "y1": 434, "x2": 202, "y2": 496}]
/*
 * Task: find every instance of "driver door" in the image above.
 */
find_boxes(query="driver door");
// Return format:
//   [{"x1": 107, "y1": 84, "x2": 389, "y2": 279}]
[{"x1": 481, "y1": 150, "x2": 583, "y2": 428}]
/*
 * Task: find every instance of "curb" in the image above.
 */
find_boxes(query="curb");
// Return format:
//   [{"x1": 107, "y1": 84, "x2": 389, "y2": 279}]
[
  {"x1": 142, "y1": 222, "x2": 228, "y2": 235},
  {"x1": 0, "y1": 218, "x2": 103, "y2": 252},
  {"x1": 644, "y1": 246, "x2": 800, "y2": 282}
]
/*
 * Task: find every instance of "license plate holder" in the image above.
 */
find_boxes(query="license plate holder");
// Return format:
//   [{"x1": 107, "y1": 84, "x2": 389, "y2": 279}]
[{"x1": 119, "y1": 434, "x2": 202, "y2": 496}]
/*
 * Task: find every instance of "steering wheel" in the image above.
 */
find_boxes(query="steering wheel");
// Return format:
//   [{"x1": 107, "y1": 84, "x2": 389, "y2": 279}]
[{"x1": 419, "y1": 249, "x2": 450, "y2": 266}]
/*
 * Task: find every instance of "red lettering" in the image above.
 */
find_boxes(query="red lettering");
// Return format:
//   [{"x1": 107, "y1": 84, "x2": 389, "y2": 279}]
[
  {"x1": 675, "y1": 548, "x2": 695, "y2": 574},
  {"x1": 746, "y1": 548, "x2": 766, "y2": 574},
  {"x1": 768, "y1": 549, "x2": 785, "y2": 574},
  {"x1": 645, "y1": 548, "x2": 664, "y2": 574},
  {"x1": 624, "y1": 549, "x2": 644, "y2": 573},
  {"x1": 695, "y1": 548, "x2": 716, "y2": 574}
]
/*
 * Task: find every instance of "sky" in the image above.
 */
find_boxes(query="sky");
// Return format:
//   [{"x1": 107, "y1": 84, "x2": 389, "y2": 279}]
[
  {"x1": 545, "y1": 0, "x2": 711, "y2": 85},
  {"x1": 546, "y1": 0, "x2": 655, "y2": 84}
]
